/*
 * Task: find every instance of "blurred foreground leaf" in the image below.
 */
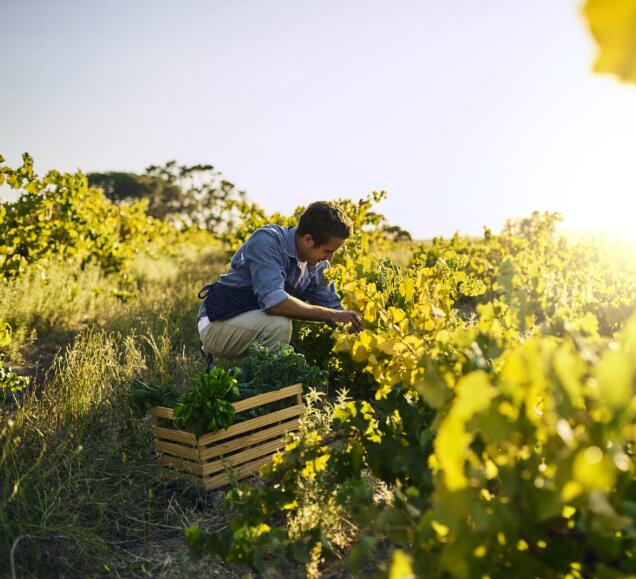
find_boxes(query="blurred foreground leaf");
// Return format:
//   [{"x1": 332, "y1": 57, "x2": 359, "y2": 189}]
[{"x1": 584, "y1": 0, "x2": 636, "y2": 83}]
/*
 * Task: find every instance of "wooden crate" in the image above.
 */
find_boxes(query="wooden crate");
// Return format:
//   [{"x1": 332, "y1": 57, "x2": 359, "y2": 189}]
[{"x1": 150, "y1": 383, "x2": 304, "y2": 490}]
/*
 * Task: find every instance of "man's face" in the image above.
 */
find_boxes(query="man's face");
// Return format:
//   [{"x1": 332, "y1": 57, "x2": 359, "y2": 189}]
[{"x1": 297, "y1": 234, "x2": 347, "y2": 266}]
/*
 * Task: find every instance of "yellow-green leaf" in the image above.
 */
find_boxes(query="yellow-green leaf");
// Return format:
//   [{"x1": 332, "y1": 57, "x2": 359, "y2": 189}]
[
  {"x1": 584, "y1": 0, "x2": 636, "y2": 83},
  {"x1": 399, "y1": 278, "x2": 415, "y2": 301},
  {"x1": 572, "y1": 446, "x2": 615, "y2": 492},
  {"x1": 364, "y1": 301, "x2": 377, "y2": 323},
  {"x1": 595, "y1": 348, "x2": 632, "y2": 412},
  {"x1": 389, "y1": 549, "x2": 415, "y2": 579},
  {"x1": 435, "y1": 371, "x2": 496, "y2": 491}
]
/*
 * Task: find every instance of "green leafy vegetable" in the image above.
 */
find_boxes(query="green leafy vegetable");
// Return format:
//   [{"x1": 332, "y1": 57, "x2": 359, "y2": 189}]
[
  {"x1": 125, "y1": 379, "x2": 179, "y2": 418},
  {"x1": 174, "y1": 368, "x2": 239, "y2": 438},
  {"x1": 232, "y1": 342, "x2": 328, "y2": 421},
  {"x1": 234, "y1": 342, "x2": 327, "y2": 395}
]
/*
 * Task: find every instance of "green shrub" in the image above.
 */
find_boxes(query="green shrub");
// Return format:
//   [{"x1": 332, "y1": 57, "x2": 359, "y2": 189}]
[{"x1": 0, "y1": 361, "x2": 29, "y2": 403}]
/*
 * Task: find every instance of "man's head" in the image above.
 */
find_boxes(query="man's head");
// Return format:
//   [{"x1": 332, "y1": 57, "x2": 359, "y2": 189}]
[{"x1": 295, "y1": 201, "x2": 352, "y2": 266}]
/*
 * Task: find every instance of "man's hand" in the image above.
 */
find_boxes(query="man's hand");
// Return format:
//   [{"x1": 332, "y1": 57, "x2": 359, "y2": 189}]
[
  {"x1": 331, "y1": 310, "x2": 363, "y2": 333},
  {"x1": 266, "y1": 296, "x2": 362, "y2": 333}
]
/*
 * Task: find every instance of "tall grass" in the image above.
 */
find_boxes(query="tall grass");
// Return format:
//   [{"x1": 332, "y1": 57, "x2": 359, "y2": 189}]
[
  {"x1": 0, "y1": 242, "x2": 228, "y2": 577},
  {"x1": 0, "y1": 262, "x2": 119, "y2": 366}
]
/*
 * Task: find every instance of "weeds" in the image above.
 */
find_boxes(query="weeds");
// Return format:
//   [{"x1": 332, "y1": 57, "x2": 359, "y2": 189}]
[{"x1": 0, "y1": 243, "x2": 227, "y2": 577}]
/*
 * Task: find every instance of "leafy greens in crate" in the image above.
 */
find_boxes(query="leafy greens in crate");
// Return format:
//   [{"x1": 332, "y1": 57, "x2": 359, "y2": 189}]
[
  {"x1": 231, "y1": 342, "x2": 327, "y2": 421},
  {"x1": 129, "y1": 342, "x2": 325, "y2": 436}
]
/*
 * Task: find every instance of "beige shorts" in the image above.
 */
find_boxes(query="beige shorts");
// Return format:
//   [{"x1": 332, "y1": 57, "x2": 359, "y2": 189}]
[{"x1": 199, "y1": 309, "x2": 292, "y2": 359}]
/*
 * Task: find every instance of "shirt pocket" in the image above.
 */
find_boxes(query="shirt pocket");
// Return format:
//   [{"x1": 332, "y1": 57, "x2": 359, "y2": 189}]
[{"x1": 297, "y1": 269, "x2": 313, "y2": 292}]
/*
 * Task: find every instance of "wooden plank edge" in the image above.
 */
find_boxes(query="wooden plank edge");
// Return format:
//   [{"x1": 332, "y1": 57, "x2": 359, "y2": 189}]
[
  {"x1": 150, "y1": 383, "x2": 303, "y2": 422},
  {"x1": 201, "y1": 436, "x2": 286, "y2": 476},
  {"x1": 204, "y1": 454, "x2": 275, "y2": 490},
  {"x1": 152, "y1": 425, "x2": 196, "y2": 446},
  {"x1": 151, "y1": 406, "x2": 175, "y2": 420},
  {"x1": 155, "y1": 440, "x2": 199, "y2": 461},
  {"x1": 198, "y1": 404, "x2": 304, "y2": 446},
  {"x1": 232, "y1": 383, "x2": 303, "y2": 413},
  {"x1": 199, "y1": 417, "x2": 300, "y2": 461}
]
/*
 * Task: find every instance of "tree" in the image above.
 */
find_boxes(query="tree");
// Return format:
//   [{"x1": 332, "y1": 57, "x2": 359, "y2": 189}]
[
  {"x1": 88, "y1": 161, "x2": 248, "y2": 233},
  {"x1": 382, "y1": 224, "x2": 413, "y2": 242}
]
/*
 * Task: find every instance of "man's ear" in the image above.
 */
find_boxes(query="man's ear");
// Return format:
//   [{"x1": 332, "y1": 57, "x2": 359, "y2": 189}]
[{"x1": 302, "y1": 234, "x2": 316, "y2": 248}]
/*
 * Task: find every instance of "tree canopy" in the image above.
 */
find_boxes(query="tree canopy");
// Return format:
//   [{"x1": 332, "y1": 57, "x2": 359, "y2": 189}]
[{"x1": 88, "y1": 161, "x2": 248, "y2": 232}]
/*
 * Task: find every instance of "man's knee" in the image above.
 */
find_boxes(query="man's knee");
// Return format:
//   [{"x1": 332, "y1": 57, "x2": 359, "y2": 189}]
[
  {"x1": 267, "y1": 315, "x2": 292, "y2": 344},
  {"x1": 200, "y1": 313, "x2": 292, "y2": 358}
]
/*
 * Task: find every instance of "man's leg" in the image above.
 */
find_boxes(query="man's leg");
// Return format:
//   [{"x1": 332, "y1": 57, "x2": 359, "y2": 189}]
[{"x1": 200, "y1": 309, "x2": 293, "y2": 359}]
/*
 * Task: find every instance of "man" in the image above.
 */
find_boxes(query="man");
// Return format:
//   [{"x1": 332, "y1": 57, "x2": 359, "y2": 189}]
[{"x1": 197, "y1": 201, "x2": 363, "y2": 359}]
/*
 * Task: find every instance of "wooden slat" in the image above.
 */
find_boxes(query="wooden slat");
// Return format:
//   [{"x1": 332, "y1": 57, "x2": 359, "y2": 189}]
[
  {"x1": 199, "y1": 418, "x2": 300, "y2": 461},
  {"x1": 150, "y1": 384, "x2": 302, "y2": 422},
  {"x1": 152, "y1": 425, "x2": 196, "y2": 446},
  {"x1": 155, "y1": 440, "x2": 199, "y2": 460},
  {"x1": 152, "y1": 385, "x2": 305, "y2": 491},
  {"x1": 232, "y1": 383, "x2": 303, "y2": 413},
  {"x1": 204, "y1": 454, "x2": 275, "y2": 490},
  {"x1": 197, "y1": 405, "x2": 304, "y2": 446},
  {"x1": 160, "y1": 454, "x2": 203, "y2": 476},
  {"x1": 151, "y1": 406, "x2": 175, "y2": 420},
  {"x1": 202, "y1": 437, "x2": 286, "y2": 476}
]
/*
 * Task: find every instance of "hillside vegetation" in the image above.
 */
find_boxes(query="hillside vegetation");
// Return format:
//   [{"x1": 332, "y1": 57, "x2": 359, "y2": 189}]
[{"x1": 2, "y1": 154, "x2": 636, "y2": 578}]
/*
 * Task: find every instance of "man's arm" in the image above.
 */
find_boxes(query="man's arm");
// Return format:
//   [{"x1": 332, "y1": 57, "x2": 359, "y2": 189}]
[
  {"x1": 267, "y1": 295, "x2": 362, "y2": 332},
  {"x1": 243, "y1": 229, "x2": 290, "y2": 311}
]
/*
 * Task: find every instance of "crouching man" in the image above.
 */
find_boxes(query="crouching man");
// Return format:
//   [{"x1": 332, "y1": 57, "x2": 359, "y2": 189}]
[{"x1": 197, "y1": 201, "x2": 362, "y2": 359}]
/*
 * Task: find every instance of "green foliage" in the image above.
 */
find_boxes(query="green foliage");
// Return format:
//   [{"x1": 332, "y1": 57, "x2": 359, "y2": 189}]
[
  {"x1": 127, "y1": 342, "x2": 328, "y2": 436},
  {"x1": 0, "y1": 314, "x2": 29, "y2": 402},
  {"x1": 0, "y1": 361, "x2": 30, "y2": 402},
  {"x1": 0, "y1": 321, "x2": 10, "y2": 348},
  {"x1": 292, "y1": 320, "x2": 379, "y2": 400},
  {"x1": 228, "y1": 342, "x2": 328, "y2": 422},
  {"x1": 125, "y1": 379, "x2": 180, "y2": 418},
  {"x1": 234, "y1": 342, "x2": 328, "y2": 396},
  {"x1": 0, "y1": 154, "x2": 224, "y2": 578},
  {"x1": 174, "y1": 369, "x2": 239, "y2": 438},
  {"x1": 5, "y1": 153, "x2": 636, "y2": 577},
  {"x1": 188, "y1": 206, "x2": 636, "y2": 578},
  {"x1": 0, "y1": 327, "x2": 207, "y2": 578},
  {"x1": 0, "y1": 153, "x2": 179, "y2": 277},
  {"x1": 133, "y1": 344, "x2": 327, "y2": 439}
]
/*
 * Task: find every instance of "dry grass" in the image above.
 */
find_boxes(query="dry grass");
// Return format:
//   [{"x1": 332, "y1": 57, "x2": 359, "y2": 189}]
[{"x1": 0, "y1": 242, "x2": 241, "y2": 578}]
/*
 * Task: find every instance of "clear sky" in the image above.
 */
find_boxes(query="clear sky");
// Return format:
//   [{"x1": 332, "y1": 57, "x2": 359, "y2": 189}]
[{"x1": 2, "y1": 0, "x2": 636, "y2": 240}]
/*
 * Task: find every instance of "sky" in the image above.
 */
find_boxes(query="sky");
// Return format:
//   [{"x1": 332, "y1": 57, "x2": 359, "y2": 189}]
[{"x1": 2, "y1": 0, "x2": 636, "y2": 241}]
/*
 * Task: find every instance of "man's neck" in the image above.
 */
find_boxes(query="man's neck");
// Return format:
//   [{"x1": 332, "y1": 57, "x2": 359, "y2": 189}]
[{"x1": 295, "y1": 234, "x2": 308, "y2": 263}]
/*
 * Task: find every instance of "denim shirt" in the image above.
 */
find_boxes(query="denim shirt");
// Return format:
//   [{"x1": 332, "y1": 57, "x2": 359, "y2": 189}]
[{"x1": 197, "y1": 225, "x2": 342, "y2": 319}]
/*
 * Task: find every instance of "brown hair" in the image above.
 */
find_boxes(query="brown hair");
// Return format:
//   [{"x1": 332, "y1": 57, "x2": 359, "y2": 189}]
[{"x1": 297, "y1": 201, "x2": 352, "y2": 246}]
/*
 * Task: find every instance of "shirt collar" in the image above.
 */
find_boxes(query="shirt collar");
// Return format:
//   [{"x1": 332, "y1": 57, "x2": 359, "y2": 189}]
[
  {"x1": 284, "y1": 226, "x2": 299, "y2": 260},
  {"x1": 284, "y1": 226, "x2": 319, "y2": 272}
]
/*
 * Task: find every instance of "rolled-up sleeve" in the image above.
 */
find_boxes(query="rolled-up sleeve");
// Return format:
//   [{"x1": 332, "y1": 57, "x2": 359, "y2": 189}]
[
  {"x1": 302, "y1": 263, "x2": 343, "y2": 309},
  {"x1": 243, "y1": 230, "x2": 290, "y2": 310}
]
